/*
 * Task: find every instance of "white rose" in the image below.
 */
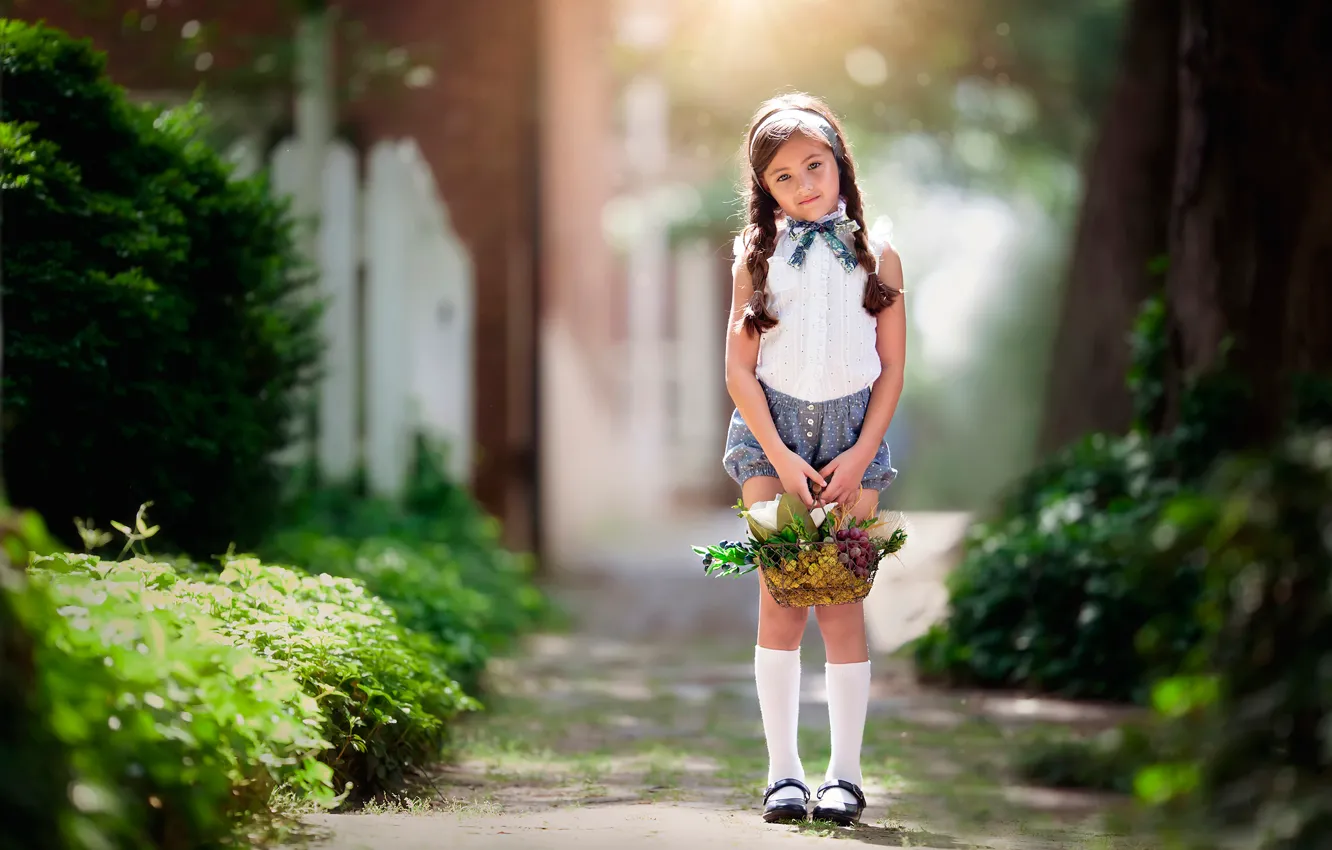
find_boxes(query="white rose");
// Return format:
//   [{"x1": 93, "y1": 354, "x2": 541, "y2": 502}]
[{"x1": 746, "y1": 499, "x2": 781, "y2": 533}]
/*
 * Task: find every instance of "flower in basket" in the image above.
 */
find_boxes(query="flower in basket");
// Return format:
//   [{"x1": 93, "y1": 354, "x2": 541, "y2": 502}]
[
  {"x1": 744, "y1": 495, "x2": 838, "y2": 541},
  {"x1": 693, "y1": 493, "x2": 908, "y2": 584}
]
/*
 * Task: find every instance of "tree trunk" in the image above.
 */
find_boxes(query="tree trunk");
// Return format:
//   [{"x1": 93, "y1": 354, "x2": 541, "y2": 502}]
[
  {"x1": 1165, "y1": 0, "x2": 1332, "y2": 443},
  {"x1": 1038, "y1": 0, "x2": 1181, "y2": 454}
]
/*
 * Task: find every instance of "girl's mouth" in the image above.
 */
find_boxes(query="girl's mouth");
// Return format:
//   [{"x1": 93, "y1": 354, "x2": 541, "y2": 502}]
[{"x1": 799, "y1": 195, "x2": 822, "y2": 206}]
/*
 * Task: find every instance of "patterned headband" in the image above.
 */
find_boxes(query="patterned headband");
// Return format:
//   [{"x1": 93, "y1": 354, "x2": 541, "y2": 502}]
[{"x1": 749, "y1": 108, "x2": 843, "y2": 162}]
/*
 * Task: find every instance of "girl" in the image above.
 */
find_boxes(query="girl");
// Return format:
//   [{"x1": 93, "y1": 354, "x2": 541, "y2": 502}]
[{"x1": 722, "y1": 93, "x2": 906, "y2": 825}]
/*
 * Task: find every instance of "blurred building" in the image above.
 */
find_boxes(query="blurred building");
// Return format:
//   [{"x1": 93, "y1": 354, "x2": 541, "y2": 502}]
[{"x1": 15, "y1": 0, "x2": 735, "y2": 567}]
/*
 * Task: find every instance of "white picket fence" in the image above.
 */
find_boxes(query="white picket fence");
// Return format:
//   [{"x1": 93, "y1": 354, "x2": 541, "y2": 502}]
[{"x1": 230, "y1": 135, "x2": 475, "y2": 496}]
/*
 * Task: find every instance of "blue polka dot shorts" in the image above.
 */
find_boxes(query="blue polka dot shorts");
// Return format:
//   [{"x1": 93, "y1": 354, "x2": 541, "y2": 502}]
[{"x1": 722, "y1": 381, "x2": 898, "y2": 491}]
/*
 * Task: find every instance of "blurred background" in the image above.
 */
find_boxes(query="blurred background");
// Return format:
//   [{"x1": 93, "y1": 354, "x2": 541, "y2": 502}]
[
  {"x1": 5, "y1": 0, "x2": 1121, "y2": 567},
  {"x1": 7, "y1": 1, "x2": 1332, "y2": 847}
]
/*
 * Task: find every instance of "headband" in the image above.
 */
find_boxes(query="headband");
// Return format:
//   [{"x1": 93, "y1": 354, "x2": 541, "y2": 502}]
[{"x1": 749, "y1": 108, "x2": 843, "y2": 161}]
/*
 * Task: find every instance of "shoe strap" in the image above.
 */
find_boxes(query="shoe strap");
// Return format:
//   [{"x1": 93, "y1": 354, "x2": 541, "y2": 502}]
[
  {"x1": 763, "y1": 777, "x2": 811, "y2": 804},
  {"x1": 816, "y1": 779, "x2": 866, "y2": 809}
]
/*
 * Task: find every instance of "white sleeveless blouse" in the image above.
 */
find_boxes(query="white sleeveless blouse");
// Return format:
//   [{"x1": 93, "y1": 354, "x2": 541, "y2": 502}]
[{"x1": 733, "y1": 207, "x2": 894, "y2": 403}]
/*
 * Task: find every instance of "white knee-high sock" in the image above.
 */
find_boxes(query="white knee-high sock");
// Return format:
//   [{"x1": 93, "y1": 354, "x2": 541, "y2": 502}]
[
  {"x1": 823, "y1": 660, "x2": 871, "y2": 807},
  {"x1": 755, "y1": 645, "x2": 805, "y2": 802}
]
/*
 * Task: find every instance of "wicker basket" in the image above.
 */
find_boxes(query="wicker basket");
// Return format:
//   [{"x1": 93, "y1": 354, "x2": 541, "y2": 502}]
[{"x1": 756, "y1": 540, "x2": 878, "y2": 608}]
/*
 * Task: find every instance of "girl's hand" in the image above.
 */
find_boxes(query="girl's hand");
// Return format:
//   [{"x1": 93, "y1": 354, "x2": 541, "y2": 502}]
[
  {"x1": 818, "y1": 444, "x2": 874, "y2": 507},
  {"x1": 772, "y1": 449, "x2": 828, "y2": 509}
]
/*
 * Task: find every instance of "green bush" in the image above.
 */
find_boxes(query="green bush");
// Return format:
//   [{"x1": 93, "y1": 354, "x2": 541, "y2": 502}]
[
  {"x1": 8, "y1": 556, "x2": 336, "y2": 850},
  {"x1": 0, "y1": 563, "x2": 69, "y2": 850},
  {"x1": 33, "y1": 553, "x2": 475, "y2": 802},
  {"x1": 1127, "y1": 431, "x2": 1332, "y2": 849},
  {"x1": 913, "y1": 431, "x2": 1204, "y2": 702},
  {"x1": 0, "y1": 20, "x2": 321, "y2": 556},
  {"x1": 913, "y1": 295, "x2": 1332, "y2": 703},
  {"x1": 262, "y1": 447, "x2": 548, "y2": 693}
]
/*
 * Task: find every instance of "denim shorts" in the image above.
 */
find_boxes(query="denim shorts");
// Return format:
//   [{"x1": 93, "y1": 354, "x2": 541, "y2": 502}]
[{"x1": 722, "y1": 382, "x2": 898, "y2": 492}]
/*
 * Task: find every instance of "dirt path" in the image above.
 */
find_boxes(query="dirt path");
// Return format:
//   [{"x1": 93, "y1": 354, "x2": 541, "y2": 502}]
[{"x1": 297, "y1": 632, "x2": 1153, "y2": 849}]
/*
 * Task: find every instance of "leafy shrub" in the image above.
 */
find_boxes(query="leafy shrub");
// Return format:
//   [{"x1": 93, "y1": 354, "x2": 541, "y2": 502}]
[
  {"x1": 263, "y1": 445, "x2": 548, "y2": 693},
  {"x1": 0, "y1": 563, "x2": 70, "y2": 850},
  {"x1": 1127, "y1": 431, "x2": 1332, "y2": 849},
  {"x1": 9, "y1": 556, "x2": 335, "y2": 850},
  {"x1": 913, "y1": 295, "x2": 1332, "y2": 703},
  {"x1": 0, "y1": 20, "x2": 321, "y2": 556},
  {"x1": 34, "y1": 553, "x2": 476, "y2": 802},
  {"x1": 914, "y1": 431, "x2": 1204, "y2": 702}
]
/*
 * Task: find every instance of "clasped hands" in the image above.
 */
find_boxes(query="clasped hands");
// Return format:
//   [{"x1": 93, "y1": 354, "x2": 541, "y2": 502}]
[{"x1": 772, "y1": 443, "x2": 873, "y2": 510}]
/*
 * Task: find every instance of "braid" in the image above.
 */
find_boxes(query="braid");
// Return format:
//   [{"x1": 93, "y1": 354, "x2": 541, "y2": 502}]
[
  {"x1": 839, "y1": 159, "x2": 899, "y2": 314},
  {"x1": 738, "y1": 176, "x2": 781, "y2": 335},
  {"x1": 740, "y1": 91, "x2": 899, "y2": 332}
]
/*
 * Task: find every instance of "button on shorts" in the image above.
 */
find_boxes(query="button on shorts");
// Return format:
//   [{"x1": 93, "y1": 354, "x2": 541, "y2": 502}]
[{"x1": 722, "y1": 381, "x2": 897, "y2": 492}]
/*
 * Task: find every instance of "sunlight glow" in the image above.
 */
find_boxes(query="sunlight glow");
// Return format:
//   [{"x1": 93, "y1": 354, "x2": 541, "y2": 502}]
[
  {"x1": 845, "y1": 46, "x2": 889, "y2": 86},
  {"x1": 908, "y1": 197, "x2": 1015, "y2": 373}
]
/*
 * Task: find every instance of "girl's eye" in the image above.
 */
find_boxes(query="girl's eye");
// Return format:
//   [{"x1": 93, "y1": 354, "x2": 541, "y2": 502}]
[
  {"x1": 775, "y1": 174, "x2": 789, "y2": 182},
  {"x1": 809, "y1": 161, "x2": 821, "y2": 170}
]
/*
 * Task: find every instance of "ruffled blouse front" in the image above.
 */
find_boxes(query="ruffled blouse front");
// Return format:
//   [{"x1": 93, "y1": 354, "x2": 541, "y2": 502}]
[{"x1": 733, "y1": 204, "x2": 894, "y2": 403}]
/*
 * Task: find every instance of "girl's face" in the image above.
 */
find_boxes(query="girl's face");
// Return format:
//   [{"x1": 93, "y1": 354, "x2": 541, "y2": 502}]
[{"x1": 760, "y1": 133, "x2": 840, "y2": 221}]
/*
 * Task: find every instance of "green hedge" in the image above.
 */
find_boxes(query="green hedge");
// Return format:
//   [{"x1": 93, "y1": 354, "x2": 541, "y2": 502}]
[
  {"x1": 6, "y1": 558, "x2": 335, "y2": 850},
  {"x1": 1128, "y1": 431, "x2": 1332, "y2": 849},
  {"x1": 1, "y1": 564, "x2": 69, "y2": 850},
  {"x1": 914, "y1": 296, "x2": 1331, "y2": 703},
  {"x1": 1012, "y1": 430, "x2": 1332, "y2": 850},
  {"x1": 2, "y1": 546, "x2": 482, "y2": 849},
  {"x1": 0, "y1": 19, "x2": 321, "y2": 556},
  {"x1": 262, "y1": 449, "x2": 549, "y2": 693},
  {"x1": 913, "y1": 430, "x2": 1204, "y2": 703}
]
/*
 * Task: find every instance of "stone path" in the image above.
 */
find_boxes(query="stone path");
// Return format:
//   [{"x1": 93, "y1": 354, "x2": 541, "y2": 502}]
[
  {"x1": 299, "y1": 633, "x2": 1149, "y2": 850},
  {"x1": 296, "y1": 512, "x2": 1154, "y2": 849}
]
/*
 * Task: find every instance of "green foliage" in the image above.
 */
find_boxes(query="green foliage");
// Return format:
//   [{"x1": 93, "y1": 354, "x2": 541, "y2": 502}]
[
  {"x1": 913, "y1": 297, "x2": 1201, "y2": 700},
  {"x1": 914, "y1": 291, "x2": 1332, "y2": 704},
  {"x1": 260, "y1": 446, "x2": 548, "y2": 694},
  {"x1": 0, "y1": 504, "x2": 63, "y2": 569},
  {"x1": 33, "y1": 552, "x2": 475, "y2": 805},
  {"x1": 1126, "y1": 292, "x2": 1169, "y2": 431},
  {"x1": 913, "y1": 430, "x2": 1203, "y2": 702},
  {"x1": 0, "y1": 563, "x2": 70, "y2": 850},
  {"x1": 2, "y1": 448, "x2": 545, "y2": 848},
  {"x1": 8, "y1": 555, "x2": 336, "y2": 850},
  {"x1": 0, "y1": 20, "x2": 321, "y2": 556},
  {"x1": 1127, "y1": 431, "x2": 1332, "y2": 849}
]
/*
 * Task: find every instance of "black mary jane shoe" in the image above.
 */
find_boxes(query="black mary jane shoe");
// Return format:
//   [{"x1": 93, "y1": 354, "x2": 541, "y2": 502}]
[
  {"x1": 761, "y1": 778, "x2": 811, "y2": 823},
  {"x1": 810, "y1": 779, "x2": 867, "y2": 826}
]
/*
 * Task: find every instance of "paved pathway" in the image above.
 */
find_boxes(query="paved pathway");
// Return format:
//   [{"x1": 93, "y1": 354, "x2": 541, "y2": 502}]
[{"x1": 297, "y1": 512, "x2": 1152, "y2": 850}]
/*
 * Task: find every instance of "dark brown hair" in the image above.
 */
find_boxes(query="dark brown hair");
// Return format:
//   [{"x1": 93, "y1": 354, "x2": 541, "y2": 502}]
[{"x1": 737, "y1": 93, "x2": 899, "y2": 336}]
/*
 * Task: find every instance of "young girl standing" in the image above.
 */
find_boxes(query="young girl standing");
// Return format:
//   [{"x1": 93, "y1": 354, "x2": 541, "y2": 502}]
[{"x1": 722, "y1": 93, "x2": 906, "y2": 825}]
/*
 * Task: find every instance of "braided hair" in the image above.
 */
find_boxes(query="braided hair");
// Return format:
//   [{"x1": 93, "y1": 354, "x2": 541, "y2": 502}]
[{"x1": 737, "y1": 93, "x2": 899, "y2": 336}]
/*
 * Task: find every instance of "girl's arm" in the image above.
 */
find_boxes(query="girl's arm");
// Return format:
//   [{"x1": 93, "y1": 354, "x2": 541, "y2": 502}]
[
  {"x1": 818, "y1": 246, "x2": 906, "y2": 507},
  {"x1": 725, "y1": 262, "x2": 827, "y2": 506}
]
